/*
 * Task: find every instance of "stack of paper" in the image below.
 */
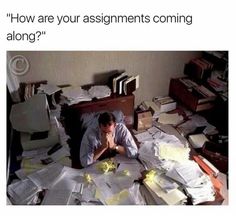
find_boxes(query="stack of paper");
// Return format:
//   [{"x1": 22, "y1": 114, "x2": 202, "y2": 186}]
[
  {"x1": 138, "y1": 140, "x2": 176, "y2": 171},
  {"x1": 158, "y1": 143, "x2": 190, "y2": 162},
  {"x1": 61, "y1": 86, "x2": 92, "y2": 105},
  {"x1": 41, "y1": 189, "x2": 73, "y2": 205},
  {"x1": 188, "y1": 133, "x2": 209, "y2": 149},
  {"x1": 166, "y1": 161, "x2": 215, "y2": 205},
  {"x1": 185, "y1": 180, "x2": 215, "y2": 205},
  {"x1": 28, "y1": 163, "x2": 65, "y2": 189},
  {"x1": 143, "y1": 173, "x2": 187, "y2": 205},
  {"x1": 8, "y1": 179, "x2": 41, "y2": 204},
  {"x1": 153, "y1": 96, "x2": 177, "y2": 113},
  {"x1": 158, "y1": 113, "x2": 184, "y2": 126},
  {"x1": 88, "y1": 85, "x2": 111, "y2": 99},
  {"x1": 37, "y1": 83, "x2": 61, "y2": 95}
]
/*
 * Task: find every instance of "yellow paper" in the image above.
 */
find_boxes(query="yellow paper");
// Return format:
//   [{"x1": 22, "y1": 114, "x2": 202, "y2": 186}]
[
  {"x1": 106, "y1": 190, "x2": 129, "y2": 205},
  {"x1": 159, "y1": 144, "x2": 190, "y2": 162}
]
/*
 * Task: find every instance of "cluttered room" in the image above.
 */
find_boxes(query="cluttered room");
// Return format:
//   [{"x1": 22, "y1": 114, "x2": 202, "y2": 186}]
[{"x1": 6, "y1": 51, "x2": 228, "y2": 205}]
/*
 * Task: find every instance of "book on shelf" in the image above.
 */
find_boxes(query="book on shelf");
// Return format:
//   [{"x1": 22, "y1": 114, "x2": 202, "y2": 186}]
[
  {"x1": 124, "y1": 75, "x2": 139, "y2": 95},
  {"x1": 179, "y1": 77, "x2": 216, "y2": 104},
  {"x1": 112, "y1": 72, "x2": 126, "y2": 94},
  {"x1": 191, "y1": 88, "x2": 216, "y2": 104},
  {"x1": 117, "y1": 75, "x2": 129, "y2": 94},
  {"x1": 195, "y1": 85, "x2": 216, "y2": 99},
  {"x1": 184, "y1": 58, "x2": 213, "y2": 81},
  {"x1": 179, "y1": 77, "x2": 198, "y2": 89},
  {"x1": 195, "y1": 102, "x2": 214, "y2": 112},
  {"x1": 108, "y1": 71, "x2": 139, "y2": 95}
]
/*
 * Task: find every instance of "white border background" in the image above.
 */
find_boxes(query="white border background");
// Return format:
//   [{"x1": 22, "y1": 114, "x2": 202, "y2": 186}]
[{"x1": 1, "y1": 0, "x2": 235, "y2": 215}]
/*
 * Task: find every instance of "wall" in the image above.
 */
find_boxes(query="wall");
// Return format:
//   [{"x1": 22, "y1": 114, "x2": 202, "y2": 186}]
[{"x1": 7, "y1": 51, "x2": 201, "y2": 106}]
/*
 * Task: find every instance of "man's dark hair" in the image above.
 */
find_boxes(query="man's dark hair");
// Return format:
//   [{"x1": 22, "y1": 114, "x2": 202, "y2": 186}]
[{"x1": 98, "y1": 112, "x2": 116, "y2": 126}]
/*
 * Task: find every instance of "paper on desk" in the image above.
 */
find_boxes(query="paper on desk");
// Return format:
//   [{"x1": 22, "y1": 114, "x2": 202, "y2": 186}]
[
  {"x1": 134, "y1": 131, "x2": 153, "y2": 142},
  {"x1": 114, "y1": 154, "x2": 141, "y2": 164},
  {"x1": 154, "y1": 174, "x2": 179, "y2": 193},
  {"x1": 62, "y1": 166, "x2": 84, "y2": 178},
  {"x1": 37, "y1": 84, "x2": 61, "y2": 95},
  {"x1": 158, "y1": 143, "x2": 190, "y2": 162},
  {"x1": 28, "y1": 163, "x2": 64, "y2": 189},
  {"x1": 166, "y1": 161, "x2": 205, "y2": 187},
  {"x1": 175, "y1": 163, "x2": 204, "y2": 185},
  {"x1": 15, "y1": 169, "x2": 27, "y2": 180},
  {"x1": 10, "y1": 94, "x2": 50, "y2": 133},
  {"x1": 22, "y1": 147, "x2": 49, "y2": 159},
  {"x1": 51, "y1": 146, "x2": 70, "y2": 161},
  {"x1": 88, "y1": 85, "x2": 111, "y2": 99},
  {"x1": 92, "y1": 171, "x2": 135, "y2": 202},
  {"x1": 51, "y1": 177, "x2": 78, "y2": 191},
  {"x1": 147, "y1": 126, "x2": 162, "y2": 135},
  {"x1": 144, "y1": 179, "x2": 187, "y2": 205},
  {"x1": 185, "y1": 180, "x2": 215, "y2": 205},
  {"x1": 190, "y1": 114, "x2": 208, "y2": 127},
  {"x1": 158, "y1": 113, "x2": 183, "y2": 125},
  {"x1": 41, "y1": 189, "x2": 73, "y2": 205},
  {"x1": 114, "y1": 154, "x2": 144, "y2": 179},
  {"x1": 8, "y1": 178, "x2": 40, "y2": 204}
]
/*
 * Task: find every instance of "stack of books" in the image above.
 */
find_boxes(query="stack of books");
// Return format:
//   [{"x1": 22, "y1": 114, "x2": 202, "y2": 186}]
[
  {"x1": 184, "y1": 57, "x2": 214, "y2": 81},
  {"x1": 170, "y1": 78, "x2": 217, "y2": 112},
  {"x1": 108, "y1": 71, "x2": 139, "y2": 95}
]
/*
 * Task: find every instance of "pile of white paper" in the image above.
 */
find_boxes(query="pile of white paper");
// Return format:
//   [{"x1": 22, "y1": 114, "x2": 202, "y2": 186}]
[
  {"x1": 143, "y1": 172, "x2": 187, "y2": 205},
  {"x1": 8, "y1": 178, "x2": 41, "y2": 204},
  {"x1": 88, "y1": 85, "x2": 111, "y2": 99},
  {"x1": 166, "y1": 161, "x2": 215, "y2": 205},
  {"x1": 37, "y1": 84, "x2": 61, "y2": 95},
  {"x1": 61, "y1": 86, "x2": 92, "y2": 105}
]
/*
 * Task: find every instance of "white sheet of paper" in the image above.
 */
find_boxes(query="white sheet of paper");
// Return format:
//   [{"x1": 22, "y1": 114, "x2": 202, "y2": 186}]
[
  {"x1": 41, "y1": 189, "x2": 73, "y2": 205},
  {"x1": 8, "y1": 179, "x2": 40, "y2": 204},
  {"x1": 38, "y1": 84, "x2": 61, "y2": 95},
  {"x1": 134, "y1": 131, "x2": 153, "y2": 142},
  {"x1": 28, "y1": 163, "x2": 64, "y2": 189}
]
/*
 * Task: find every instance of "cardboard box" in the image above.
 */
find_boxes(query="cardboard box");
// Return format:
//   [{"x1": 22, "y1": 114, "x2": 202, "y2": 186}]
[
  {"x1": 153, "y1": 96, "x2": 176, "y2": 113},
  {"x1": 134, "y1": 110, "x2": 152, "y2": 131}
]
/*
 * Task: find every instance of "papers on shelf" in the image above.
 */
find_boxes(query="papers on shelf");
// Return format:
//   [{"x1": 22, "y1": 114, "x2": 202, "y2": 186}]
[
  {"x1": 61, "y1": 85, "x2": 112, "y2": 105},
  {"x1": 88, "y1": 85, "x2": 111, "y2": 99},
  {"x1": 61, "y1": 86, "x2": 92, "y2": 105},
  {"x1": 37, "y1": 83, "x2": 61, "y2": 95}
]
